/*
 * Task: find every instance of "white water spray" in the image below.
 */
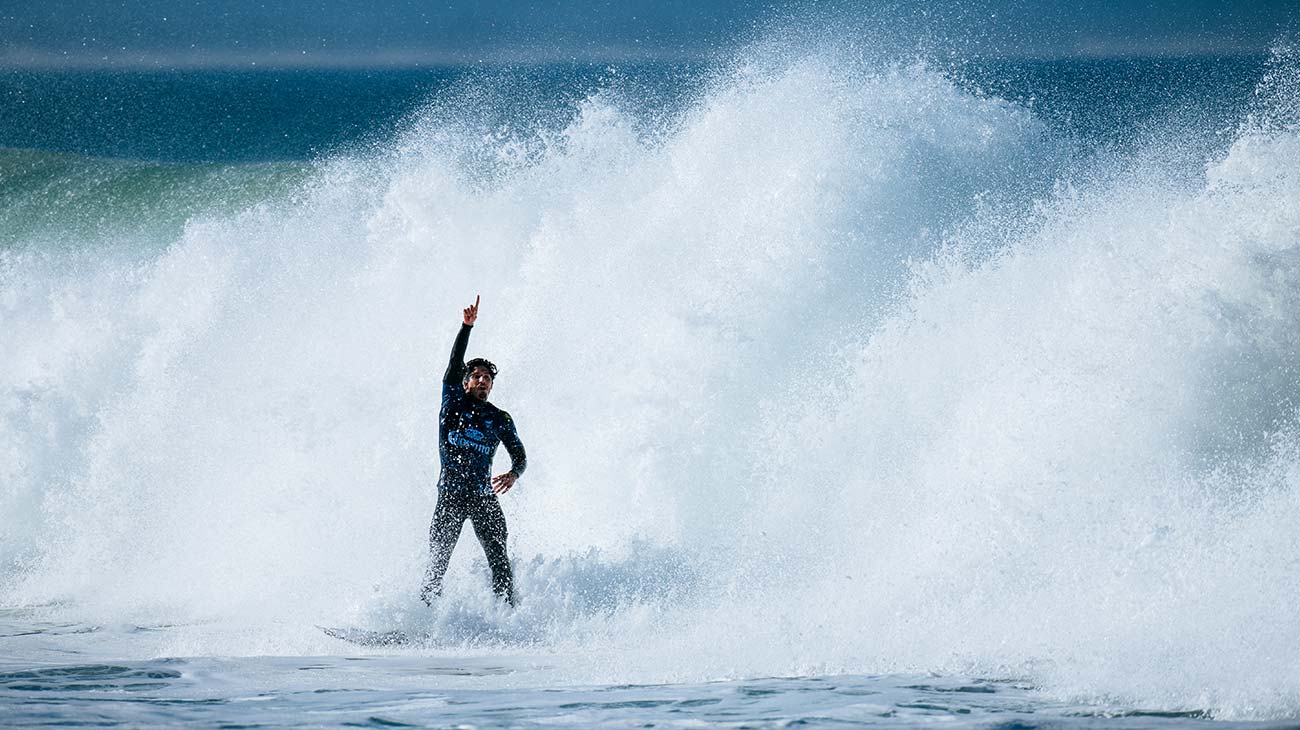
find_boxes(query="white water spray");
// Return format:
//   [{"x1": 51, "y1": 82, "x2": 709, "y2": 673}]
[{"x1": 3, "y1": 46, "x2": 1300, "y2": 718}]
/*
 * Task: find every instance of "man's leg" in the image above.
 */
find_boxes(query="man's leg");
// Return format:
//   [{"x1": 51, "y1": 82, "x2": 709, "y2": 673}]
[
  {"x1": 468, "y1": 494, "x2": 514, "y2": 606},
  {"x1": 421, "y1": 489, "x2": 468, "y2": 605}
]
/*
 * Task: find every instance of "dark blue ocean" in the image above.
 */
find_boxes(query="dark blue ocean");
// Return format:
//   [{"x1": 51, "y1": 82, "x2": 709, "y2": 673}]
[
  {"x1": 4, "y1": 46, "x2": 1300, "y2": 728},
  {"x1": 0, "y1": 56, "x2": 1266, "y2": 161}
]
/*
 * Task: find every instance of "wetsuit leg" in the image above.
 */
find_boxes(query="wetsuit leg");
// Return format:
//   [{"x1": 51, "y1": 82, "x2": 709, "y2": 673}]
[
  {"x1": 468, "y1": 494, "x2": 513, "y2": 606},
  {"x1": 421, "y1": 489, "x2": 468, "y2": 605}
]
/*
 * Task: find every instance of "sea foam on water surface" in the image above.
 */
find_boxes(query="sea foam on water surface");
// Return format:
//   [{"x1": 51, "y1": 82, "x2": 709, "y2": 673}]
[{"x1": 3, "y1": 44, "x2": 1300, "y2": 719}]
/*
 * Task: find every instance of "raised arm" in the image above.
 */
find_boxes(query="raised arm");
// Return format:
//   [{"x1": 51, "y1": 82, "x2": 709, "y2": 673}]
[{"x1": 444, "y1": 295, "x2": 479, "y2": 385}]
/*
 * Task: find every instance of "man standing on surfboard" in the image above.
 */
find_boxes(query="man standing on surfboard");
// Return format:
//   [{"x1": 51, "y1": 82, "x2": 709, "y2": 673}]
[{"x1": 421, "y1": 295, "x2": 527, "y2": 607}]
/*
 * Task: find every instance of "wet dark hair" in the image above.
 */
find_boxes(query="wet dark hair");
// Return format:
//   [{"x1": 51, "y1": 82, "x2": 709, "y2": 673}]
[{"x1": 464, "y1": 358, "x2": 498, "y2": 381}]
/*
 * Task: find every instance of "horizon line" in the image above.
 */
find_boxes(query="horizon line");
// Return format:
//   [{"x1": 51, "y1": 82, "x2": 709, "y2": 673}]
[{"x1": 0, "y1": 44, "x2": 1273, "y2": 72}]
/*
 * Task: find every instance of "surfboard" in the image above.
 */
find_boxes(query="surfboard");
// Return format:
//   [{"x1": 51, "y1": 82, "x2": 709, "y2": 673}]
[{"x1": 318, "y1": 625, "x2": 412, "y2": 647}]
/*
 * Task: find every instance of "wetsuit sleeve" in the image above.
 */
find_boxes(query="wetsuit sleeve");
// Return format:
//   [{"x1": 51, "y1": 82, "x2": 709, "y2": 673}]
[
  {"x1": 500, "y1": 413, "x2": 527, "y2": 478},
  {"x1": 444, "y1": 323, "x2": 472, "y2": 386}
]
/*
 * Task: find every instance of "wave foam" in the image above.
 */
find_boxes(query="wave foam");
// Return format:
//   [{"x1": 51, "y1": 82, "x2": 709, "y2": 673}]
[{"x1": 3, "y1": 46, "x2": 1299, "y2": 718}]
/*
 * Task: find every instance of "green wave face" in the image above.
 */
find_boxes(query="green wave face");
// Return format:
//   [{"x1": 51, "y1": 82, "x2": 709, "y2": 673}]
[{"x1": 0, "y1": 148, "x2": 310, "y2": 250}]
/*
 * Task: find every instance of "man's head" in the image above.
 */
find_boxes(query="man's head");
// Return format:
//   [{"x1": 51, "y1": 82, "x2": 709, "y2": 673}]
[{"x1": 463, "y1": 357, "x2": 497, "y2": 401}]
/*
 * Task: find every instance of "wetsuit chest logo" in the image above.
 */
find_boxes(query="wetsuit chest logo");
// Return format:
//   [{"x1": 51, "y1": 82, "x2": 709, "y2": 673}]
[{"x1": 448, "y1": 426, "x2": 492, "y2": 455}]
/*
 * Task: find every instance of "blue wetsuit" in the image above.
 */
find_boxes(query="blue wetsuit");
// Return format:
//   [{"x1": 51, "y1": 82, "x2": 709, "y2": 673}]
[
  {"x1": 437, "y1": 324, "x2": 526, "y2": 493},
  {"x1": 422, "y1": 323, "x2": 526, "y2": 605}
]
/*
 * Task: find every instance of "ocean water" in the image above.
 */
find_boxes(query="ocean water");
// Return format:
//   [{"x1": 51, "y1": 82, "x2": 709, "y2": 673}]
[{"x1": 4, "y1": 39, "x2": 1300, "y2": 728}]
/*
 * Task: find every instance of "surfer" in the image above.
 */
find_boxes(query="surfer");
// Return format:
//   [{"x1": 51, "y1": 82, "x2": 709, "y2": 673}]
[{"x1": 420, "y1": 295, "x2": 527, "y2": 607}]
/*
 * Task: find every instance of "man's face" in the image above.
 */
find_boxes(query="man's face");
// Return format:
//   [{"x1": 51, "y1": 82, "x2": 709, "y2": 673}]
[{"x1": 464, "y1": 366, "x2": 494, "y2": 401}]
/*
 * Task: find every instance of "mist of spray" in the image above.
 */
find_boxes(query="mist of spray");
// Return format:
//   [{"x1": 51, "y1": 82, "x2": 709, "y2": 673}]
[{"x1": 3, "y1": 41, "x2": 1300, "y2": 718}]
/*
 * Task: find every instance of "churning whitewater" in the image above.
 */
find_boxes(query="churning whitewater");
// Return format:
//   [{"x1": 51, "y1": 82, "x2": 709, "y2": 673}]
[{"x1": 4, "y1": 46, "x2": 1300, "y2": 721}]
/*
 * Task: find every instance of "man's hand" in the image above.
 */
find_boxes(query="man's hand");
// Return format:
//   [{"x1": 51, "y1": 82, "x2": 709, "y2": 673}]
[
  {"x1": 463, "y1": 294, "x2": 480, "y2": 326},
  {"x1": 491, "y1": 471, "x2": 517, "y2": 494}
]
